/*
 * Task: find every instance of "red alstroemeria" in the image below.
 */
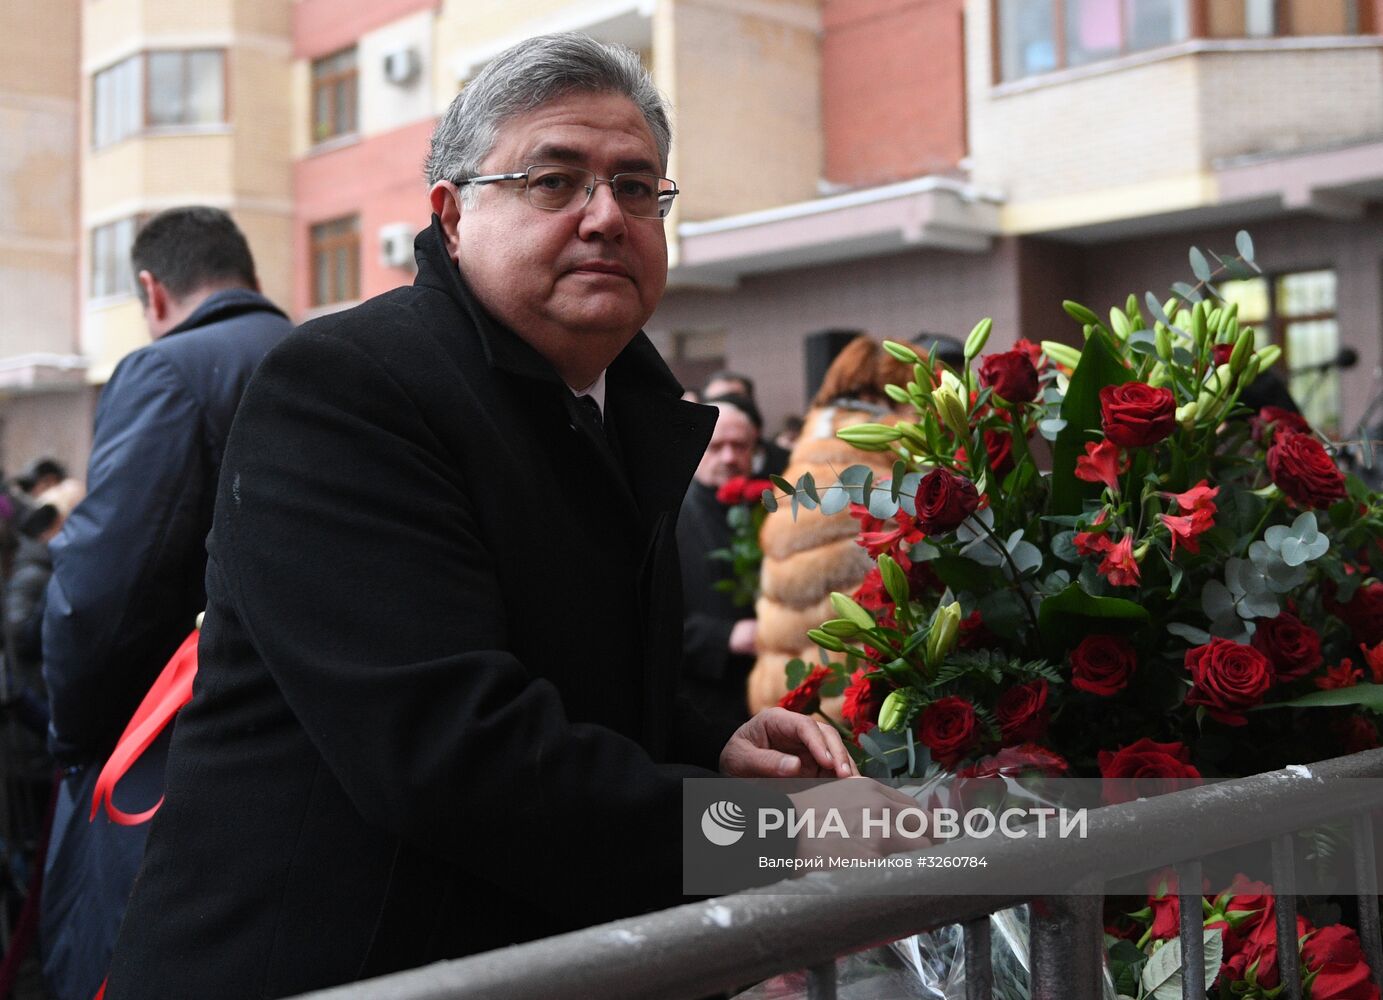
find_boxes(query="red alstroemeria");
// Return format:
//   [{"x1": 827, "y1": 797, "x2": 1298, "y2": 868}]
[
  {"x1": 1074, "y1": 510, "x2": 1113, "y2": 557},
  {"x1": 848, "y1": 503, "x2": 924, "y2": 559},
  {"x1": 1162, "y1": 480, "x2": 1219, "y2": 517},
  {"x1": 1362, "y1": 641, "x2": 1383, "y2": 684},
  {"x1": 1317, "y1": 659, "x2": 1364, "y2": 690},
  {"x1": 779, "y1": 665, "x2": 833, "y2": 713},
  {"x1": 1097, "y1": 533, "x2": 1141, "y2": 588},
  {"x1": 1074, "y1": 440, "x2": 1128, "y2": 495},
  {"x1": 1160, "y1": 510, "x2": 1214, "y2": 557}
]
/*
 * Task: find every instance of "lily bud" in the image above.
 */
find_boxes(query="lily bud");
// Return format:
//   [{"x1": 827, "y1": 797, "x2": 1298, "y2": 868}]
[
  {"x1": 877, "y1": 690, "x2": 908, "y2": 732},
  {"x1": 806, "y1": 629, "x2": 848, "y2": 653},
  {"x1": 926, "y1": 601, "x2": 963, "y2": 666},
  {"x1": 883, "y1": 340, "x2": 920, "y2": 365},
  {"x1": 884, "y1": 383, "x2": 911, "y2": 406},
  {"x1": 933, "y1": 384, "x2": 969, "y2": 440},
  {"x1": 1256, "y1": 344, "x2": 1282, "y2": 370},
  {"x1": 964, "y1": 318, "x2": 993, "y2": 360},
  {"x1": 1041, "y1": 340, "x2": 1083, "y2": 370},
  {"x1": 878, "y1": 554, "x2": 910, "y2": 606},
  {"x1": 1176, "y1": 401, "x2": 1199, "y2": 431},
  {"x1": 1229, "y1": 327, "x2": 1255, "y2": 375},
  {"x1": 1155, "y1": 325, "x2": 1172, "y2": 362},
  {"x1": 830, "y1": 592, "x2": 876, "y2": 631}
]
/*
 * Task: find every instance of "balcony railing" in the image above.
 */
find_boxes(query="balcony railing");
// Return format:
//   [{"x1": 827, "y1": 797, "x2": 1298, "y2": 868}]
[{"x1": 291, "y1": 748, "x2": 1383, "y2": 1000}]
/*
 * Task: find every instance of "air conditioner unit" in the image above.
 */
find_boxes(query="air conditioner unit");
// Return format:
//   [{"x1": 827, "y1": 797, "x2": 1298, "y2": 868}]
[
  {"x1": 382, "y1": 47, "x2": 421, "y2": 86},
  {"x1": 379, "y1": 222, "x2": 415, "y2": 269}
]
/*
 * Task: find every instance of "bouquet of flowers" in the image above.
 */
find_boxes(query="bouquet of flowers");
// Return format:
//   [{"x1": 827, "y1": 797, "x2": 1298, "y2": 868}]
[{"x1": 770, "y1": 232, "x2": 1383, "y2": 785}]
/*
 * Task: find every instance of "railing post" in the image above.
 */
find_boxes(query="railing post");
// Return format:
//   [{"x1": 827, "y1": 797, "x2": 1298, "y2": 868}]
[
  {"x1": 806, "y1": 960, "x2": 837, "y2": 1000},
  {"x1": 1271, "y1": 834, "x2": 1303, "y2": 1000},
  {"x1": 1352, "y1": 812, "x2": 1383, "y2": 997},
  {"x1": 1029, "y1": 889, "x2": 1104, "y2": 1000},
  {"x1": 1175, "y1": 859, "x2": 1205, "y2": 1000},
  {"x1": 964, "y1": 917, "x2": 993, "y2": 1000}
]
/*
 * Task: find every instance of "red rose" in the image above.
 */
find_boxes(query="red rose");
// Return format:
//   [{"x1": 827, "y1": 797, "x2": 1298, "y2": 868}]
[
  {"x1": 1251, "y1": 612, "x2": 1323, "y2": 682},
  {"x1": 1099, "y1": 382, "x2": 1176, "y2": 448},
  {"x1": 961, "y1": 744, "x2": 1068, "y2": 779},
  {"x1": 1149, "y1": 892, "x2": 1180, "y2": 940},
  {"x1": 1070, "y1": 633, "x2": 1138, "y2": 696},
  {"x1": 1267, "y1": 432, "x2": 1346, "y2": 509},
  {"x1": 979, "y1": 349, "x2": 1040, "y2": 404},
  {"x1": 1302, "y1": 924, "x2": 1380, "y2": 1000},
  {"x1": 913, "y1": 468, "x2": 979, "y2": 535},
  {"x1": 715, "y1": 475, "x2": 749, "y2": 504},
  {"x1": 1253, "y1": 405, "x2": 1313, "y2": 444},
  {"x1": 779, "y1": 665, "x2": 831, "y2": 714},
  {"x1": 1221, "y1": 911, "x2": 1311, "y2": 989},
  {"x1": 1331, "y1": 581, "x2": 1383, "y2": 646},
  {"x1": 1184, "y1": 639, "x2": 1274, "y2": 726},
  {"x1": 994, "y1": 679, "x2": 1049, "y2": 744},
  {"x1": 840, "y1": 669, "x2": 885, "y2": 737},
  {"x1": 1098, "y1": 738, "x2": 1201, "y2": 804},
  {"x1": 917, "y1": 696, "x2": 979, "y2": 769}
]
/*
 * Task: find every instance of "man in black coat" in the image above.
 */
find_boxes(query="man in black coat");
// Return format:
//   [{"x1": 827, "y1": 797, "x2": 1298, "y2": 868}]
[
  {"x1": 105, "y1": 34, "x2": 857, "y2": 999},
  {"x1": 40, "y1": 207, "x2": 291, "y2": 1000}
]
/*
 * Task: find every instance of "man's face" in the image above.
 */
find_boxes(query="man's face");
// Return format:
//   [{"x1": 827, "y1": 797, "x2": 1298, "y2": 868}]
[
  {"x1": 447, "y1": 91, "x2": 668, "y2": 386},
  {"x1": 695, "y1": 404, "x2": 757, "y2": 488}
]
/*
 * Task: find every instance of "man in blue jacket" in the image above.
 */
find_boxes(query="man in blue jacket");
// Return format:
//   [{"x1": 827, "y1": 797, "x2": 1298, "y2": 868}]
[{"x1": 39, "y1": 206, "x2": 291, "y2": 1000}]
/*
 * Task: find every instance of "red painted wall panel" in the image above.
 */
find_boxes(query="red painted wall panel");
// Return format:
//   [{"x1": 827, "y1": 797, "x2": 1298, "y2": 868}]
[
  {"x1": 292, "y1": 117, "x2": 438, "y2": 317},
  {"x1": 294, "y1": 0, "x2": 439, "y2": 61},
  {"x1": 821, "y1": 0, "x2": 968, "y2": 188}
]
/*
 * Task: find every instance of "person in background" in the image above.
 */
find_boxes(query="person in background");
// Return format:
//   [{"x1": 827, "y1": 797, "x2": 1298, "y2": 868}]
[
  {"x1": 747, "y1": 336, "x2": 914, "y2": 714},
  {"x1": 15, "y1": 458, "x2": 68, "y2": 500},
  {"x1": 40, "y1": 206, "x2": 291, "y2": 1000},
  {"x1": 774, "y1": 415, "x2": 803, "y2": 452},
  {"x1": 676, "y1": 394, "x2": 761, "y2": 735},
  {"x1": 701, "y1": 369, "x2": 790, "y2": 476}
]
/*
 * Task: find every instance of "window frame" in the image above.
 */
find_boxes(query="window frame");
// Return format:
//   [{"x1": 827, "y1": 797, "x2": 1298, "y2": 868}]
[
  {"x1": 310, "y1": 47, "x2": 359, "y2": 145},
  {"x1": 309, "y1": 215, "x2": 361, "y2": 308},
  {"x1": 91, "y1": 48, "x2": 228, "y2": 150},
  {"x1": 88, "y1": 215, "x2": 146, "y2": 301},
  {"x1": 992, "y1": 0, "x2": 1374, "y2": 83},
  {"x1": 1216, "y1": 267, "x2": 1343, "y2": 432}
]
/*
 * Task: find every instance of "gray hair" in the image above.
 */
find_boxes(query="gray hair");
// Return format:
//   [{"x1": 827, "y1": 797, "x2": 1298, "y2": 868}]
[{"x1": 425, "y1": 32, "x2": 671, "y2": 193}]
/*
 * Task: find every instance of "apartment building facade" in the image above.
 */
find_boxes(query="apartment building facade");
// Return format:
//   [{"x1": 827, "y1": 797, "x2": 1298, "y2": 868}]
[{"x1": 3, "y1": 0, "x2": 1381, "y2": 471}]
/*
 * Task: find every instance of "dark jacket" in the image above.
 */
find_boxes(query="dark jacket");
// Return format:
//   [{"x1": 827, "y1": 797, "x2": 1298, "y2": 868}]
[
  {"x1": 43, "y1": 288, "x2": 291, "y2": 766},
  {"x1": 105, "y1": 218, "x2": 721, "y2": 999},
  {"x1": 4, "y1": 533, "x2": 50, "y2": 699},
  {"x1": 676, "y1": 479, "x2": 755, "y2": 735},
  {"x1": 39, "y1": 287, "x2": 289, "y2": 1000}
]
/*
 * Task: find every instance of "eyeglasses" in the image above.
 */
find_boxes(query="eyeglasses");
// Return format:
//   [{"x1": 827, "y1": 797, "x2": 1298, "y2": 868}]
[{"x1": 457, "y1": 164, "x2": 679, "y2": 220}]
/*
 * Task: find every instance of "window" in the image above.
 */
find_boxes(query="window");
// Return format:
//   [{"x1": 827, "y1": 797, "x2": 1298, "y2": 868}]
[
  {"x1": 1218, "y1": 269, "x2": 1342, "y2": 432},
  {"x1": 90, "y1": 217, "x2": 141, "y2": 299},
  {"x1": 92, "y1": 50, "x2": 225, "y2": 148},
  {"x1": 1206, "y1": 0, "x2": 1364, "y2": 38},
  {"x1": 999, "y1": 0, "x2": 1188, "y2": 79},
  {"x1": 311, "y1": 48, "x2": 358, "y2": 143},
  {"x1": 310, "y1": 216, "x2": 360, "y2": 307}
]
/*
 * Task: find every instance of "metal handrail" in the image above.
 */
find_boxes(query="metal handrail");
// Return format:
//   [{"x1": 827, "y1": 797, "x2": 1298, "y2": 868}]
[{"x1": 293, "y1": 749, "x2": 1383, "y2": 1000}]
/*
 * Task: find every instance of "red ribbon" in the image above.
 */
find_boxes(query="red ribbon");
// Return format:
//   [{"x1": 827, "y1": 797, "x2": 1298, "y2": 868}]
[{"x1": 89, "y1": 630, "x2": 199, "y2": 826}]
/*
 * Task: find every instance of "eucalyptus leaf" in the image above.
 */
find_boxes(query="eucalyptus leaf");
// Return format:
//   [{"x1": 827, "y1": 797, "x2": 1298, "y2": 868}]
[
  {"x1": 1189, "y1": 246, "x2": 1212, "y2": 281},
  {"x1": 1144, "y1": 291, "x2": 1171, "y2": 328},
  {"x1": 897, "y1": 472, "x2": 922, "y2": 516},
  {"x1": 800, "y1": 471, "x2": 820, "y2": 504},
  {"x1": 818, "y1": 484, "x2": 851, "y2": 516},
  {"x1": 761, "y1": 489, "x2": 778, "y2": 513},
  {"x1": 1166, "y1": 622, "x2": 1212, "y2": 645},
  {"x1": 1038, "y1": 418, "x2": 1068, "y2": 441},
  {"x1": 867, "y1": 485, "x2": 900, "y2": 520},
  {"x1": 1202, "y1": 580, "x2": 1236, "y2": 621},
  {"x1": 1236, "y1": 230, "x2": 1255, "y2": 263},
  {"x1": 1171, "y1": 281, "x2": 1203, "y2": 304}
]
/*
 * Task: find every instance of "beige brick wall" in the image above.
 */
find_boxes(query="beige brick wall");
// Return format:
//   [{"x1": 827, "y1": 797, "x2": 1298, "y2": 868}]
[
  {"x1": 1198, "y1": 47, "x2": 1383, "y2": 162},
  {"x1": 231, "y1": 46, "x2": 293, "y2": 200},
  {"x1": 0, "y1": 2, "x2": 78, "y2": 360},
  {"x1": 665, "y1": 0, "x2": 821, "y2": 222}
]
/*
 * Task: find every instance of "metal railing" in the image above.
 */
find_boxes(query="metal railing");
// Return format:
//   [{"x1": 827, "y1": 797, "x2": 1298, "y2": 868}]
[{"x1": 293, "y1": 749, "x2": 1383, "y2": 1000}]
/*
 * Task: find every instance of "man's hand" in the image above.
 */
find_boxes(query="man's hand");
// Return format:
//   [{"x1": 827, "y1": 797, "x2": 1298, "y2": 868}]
[
  {"x1": 720, "y1": 707, "x2": 857, "y2": 779},
  {"x1": 728, "y1": 618, "x2": 757, "y2": 656}
]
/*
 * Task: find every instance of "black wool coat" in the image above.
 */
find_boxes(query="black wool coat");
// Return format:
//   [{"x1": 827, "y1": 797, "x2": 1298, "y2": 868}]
[{"x1": 105, "y1": 218, "x2": 721, "y2": 999}]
